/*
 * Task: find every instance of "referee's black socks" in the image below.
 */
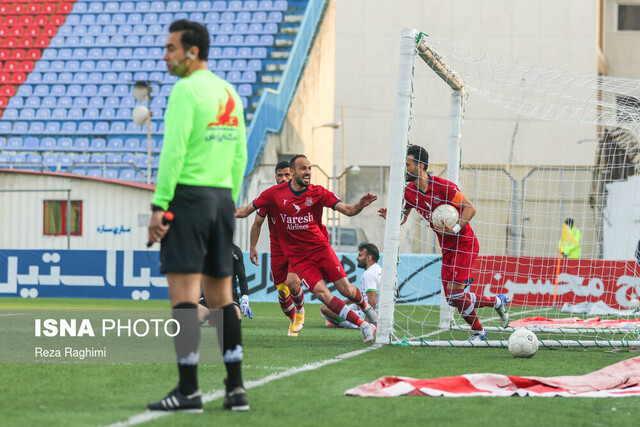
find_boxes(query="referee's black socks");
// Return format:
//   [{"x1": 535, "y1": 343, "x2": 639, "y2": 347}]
[
  {"x1": 172, "y1": 302, "x2": 201, "y2": 395},
  {"x1": 221, "y1": 303, "x2": 244, "y2": 391}
]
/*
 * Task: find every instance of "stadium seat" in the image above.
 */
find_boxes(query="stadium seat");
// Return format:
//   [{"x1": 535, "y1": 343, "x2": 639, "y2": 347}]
[
  {"x1": 90, "y1": 138, "x2": 107, "y2": 152},
  {"x1": 50, "y1": 85, "x2": 66, "y2": 97},
  {"x1": 67, "y1": 85, "x2": 83, "y2": 97},
  {"x1": 68, "y1": 108, "x2": 83, "y2": 120},
  {"x1": 83, "y1": 85, "x2": 98, "y2": 97},
  {"x1": 61, "y1": 122, "x2": 77, "y2": 134},
  {"x1": 43, "y1": 153, "x2": 59, "y2": 171},
  {"x1": 119, "y1": 169, "x2": 137, "y2": 180},
  {"x1": 124, "y1": 138, "x2": 140, "y2": 152},
  {"x1": 0, "y1": 85, "x2": 16, "y2": 97},
  {"x1": 106, "y1": 139, "x2": 124, "y2": 152},
  {"x1": 90, "y1": 153, "x2": 106, "y2": 164},
  {"x1": 73, "y1": 97, "x2": 89, "y2": 108},
  {"x1": 88, "y1": 97, "x2": 103, "y2": 109},
  {"x1": 0, "y1": 123, "x2": 11, "y2": 135},
  {"x1": 212, "y1": 1, "x2": 226, "y2": 11},
  {"x1": 58, "y1": 97, "x2": 72, "y2": 108},
  {"x1": 89, "y1": 2, "x2": 104, "y2": 13},
  {"x1": 78, "y1": 122, "x2": 93, "y2": 134},
  {"x1": 85, "y1": 108, "x2": 101, "y2": 121},
  {"x1": 59, "y1": 154, "x2": 74, "y2": 170},
  {"x1": 40, "y1": 137, "x2": 56, "y2": 151},
  {"x1": 116, "y1": 108, "x2": 132, "y2": 120},
  {"x1": 42, "y1": 72, "x2": 57, "y2": 84},
  {"x1": 103, "y1": 73, "x2": 118, "y2": 84},
  {"x1": 229, "y1": 1, "x2": 243, "y2": 11},
  {"x1": 23, "y1": 137, "x2": 39, "y2": 151},
  {"x1": 36, "y1": 108, "x2": 52, "y2": 120},
  {"x1": 72, "y1": 138, "x2": 90, "y2": 152},
  {"x1": 52, "y1": 108, "x2": 67, "y2": 120},
  {"x1": 7, "y1": 137, "x2": 23, "y2": 150},
  {"x1": 110, "y1": 122, "x2": 126, "y2": 134},
  {"x1": 151, "y1": 1, "x2": 166, "y2": 12},
  {"x1": 3, "y1": 108, "x2": 19, "y2": 120},
  {"x1": 100, "y1": 108, "x2": 116, "y2": 120},
  {"x1": 105, "y1": 96, "x2": 120, "y2": 109},
  {"x1": 94, "y1": 122, "x2": 109, "y2": 134},
  {"x1": 56, "y1": 137, "x2": 73, "y2": 151},
  {"x1": 43, "y1": 121, "x2": 60, "y2": 134},
  {"x1": 7, "y1": 96, "x2": 24, "y2": 108}
]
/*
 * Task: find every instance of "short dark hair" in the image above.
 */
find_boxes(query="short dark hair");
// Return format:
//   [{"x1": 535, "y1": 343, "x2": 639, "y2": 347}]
[
  {"x1": 169, "y1": 20, "x2": 209, "y2": 60},
  {"x1": 564, "y1": 218, "x2": 574, "y2": 228},
  {"x1": 289, "y1": 154, "x2": 307, "y2": 170},
  {"x1": 407, "y1": 145, "x2": 429, "y2": 171},
  {"x1": 275, "y1": 161, "x2": 290, "y2": 173},
  {"x1": 358, "y1": 242, "x2": 380, "y2": 263}
]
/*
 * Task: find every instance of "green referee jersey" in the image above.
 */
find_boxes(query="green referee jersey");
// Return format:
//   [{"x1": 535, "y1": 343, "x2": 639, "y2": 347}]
[{"x1": 152, "y1": 69, "x2": 248, "y2": 210}]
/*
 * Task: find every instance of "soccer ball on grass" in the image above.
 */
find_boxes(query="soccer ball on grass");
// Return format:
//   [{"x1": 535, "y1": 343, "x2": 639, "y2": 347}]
[
  {"x1": 508, "y1": 328, "x2": 539, "y2": 358},
  {"x1": 431, "y1": 204, "x2": 459, "y2": 229}
]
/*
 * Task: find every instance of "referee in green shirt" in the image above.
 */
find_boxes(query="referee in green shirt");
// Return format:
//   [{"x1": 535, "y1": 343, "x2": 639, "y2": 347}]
[{"x1": 147, "y1": 20, "x2": 248, "y2": 413}]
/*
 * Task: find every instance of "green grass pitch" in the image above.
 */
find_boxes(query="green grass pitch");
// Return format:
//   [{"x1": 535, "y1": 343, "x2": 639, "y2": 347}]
[{"x1": 0, "y1": 297, "x2": 638, "y2": 426}]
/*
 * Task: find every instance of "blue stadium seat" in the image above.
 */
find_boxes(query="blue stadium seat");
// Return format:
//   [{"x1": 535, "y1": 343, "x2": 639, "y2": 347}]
[
  {"x1": 23, "y1": 137, "x2": 40, "y2": 151},
  {"x1": 75, "y1": 2, "x2": 89, "y2": 13},
  {"x1": 119, "y1": 169, "x2": 137, "y2": 180},
  {"x1": 259, "y1": 0, "x2": 274, "y2": 10},
  {"x1": 58, "y1": 49, "x2": 72, "y2": 60},
  {"x1": 252, "y1": 11, "x2": 267, "y2": 22},
  {"x1": 183, "y1": 1, "x2": 197, "y2": 11},
  {"x1": 253, "y1": 47, "x2": 267, "y2": 58},
  {"x1": 228, "y1": 72, "x2": 242, "y2": 84},
  {"x1": 214, "y1": 71, "x2": 226, "y2": 79},
  {"x1": 51, "y1": 85, "x2": 66, "y2": 97},
  {"x1": 90, "y1": 138, "x2": 107, "y2": 151},
  {"x1": 155, "y1": 35, "x2": 166, "y2": 45},
  {"x1": 133, "y1": 24, "x2": 147, "y2": 35},
  {"x1": 103, "y1": 73, "x2": 118, "y2": 84},
  {"x1": 100, "y1": 108, "x2": 116, "y2": 120},
  {"x1": 99, "y1": 85, "x2": 114, "y2": 97},
  {"x1": 151, "y1": 97, "x2": 166, "y2": 108},
  {"x1": 61, "y1": 122, "x2": 77, "y2": 134},
  {"x1": 205, "y1": 12, "x2": 219, "y2": 23},
  {"x1": 222, "y1": 47, "x2": 237, "y2": 58},
  {"x1": 24, "y1": 97, "x2": 40, "y2": 108},
  {"x1": 9, "y1": 154, "x2": 26, "y2": 166},
  {"x1": 17, "y1": 85, "x2": 33, "y2": 97},
  {"x1": 190, "y1": 12, "x2": 204, "y2": 21},
  {"x1": 143, "y1": 13, "x2": 158, "y2": 24},
  {"x1": 7, "y1": 137, "x2": 23, "y2": 150},
  {"x1": 73, "y1": 97, "x2": 89, "y2": 108},
  {"x1": 3, "y1": 108, "x2": 19, "y2": 120},
  {"x1": 59, "y1": 27, "x2": 73, "y2": 38},
  {"x1": 58, "y1": 73, "x2": 73, "y2": 84},
  {"x1": 120, "y1": 97, "x2": 135, "y2": 108},
  {"x1": 43, "y1": 154, "x2": 59, "y2": 171},
  {"x1": 212, "y1": 1, "x2": 226, "y2": 11},
  {"x1": 42, "y1": 49, "x2": 57, "y2": 60},
  {"x1": 78, "y1": 122, "x2": 94, "y2": 134},
  {"x1": 148, "y1": 71, "x2": 163, "y2": 82},
  {"x1": 118, "y1": 72, "x2": 134, "y2": 83},
  {"x1": 158, "y1": 13, "x2": 172, "y2": 25},
  {"x1": 107, "y1": 139, "x2": 124, "y2": 152},
  {"x1": 25, "y1": 154, "x2": 43, "y2": 169},
  {"x1": 237, "y1": 47, "x2": 251, "y2": 58},
  {"x1": 268, "y1": 11, "x2": 283, "y2": 22},
  {"x1": 114, "y1": 85, "x2": 129, "y2": 97},
  {"x1": 116, "y1": 108, "x2": 132, "y2": 119},
  {"x1": 128, "y1": 60, "x2": 142, "y2": 70},
  {"x1": 230, "y1": 35, "x2": 244, "y2": 45},
  {"x1": 215, "y1": 35, "x2": 230, "y2": 46},
  {"x1": 217, "y1": 59, "x2": 231, "y2": 70},
  {"x1": 94, "y1": 122, "x2": 110, "y2": 134},
  {"x1": 84, "y1": 107, "x2": 100, "y2": 119},
  {"x1": 110, "y1": 122, "x2": 126, "y2": 134},
  {"x1": 88, "y1": 96, "x2": 103, "y2": 108},
  {"x1": 90, "y1": 153, "x2": 106, "y2": 163},
  {"x1": 52, "y1": 108, "x2": 67, "y2": 120},
  {"x1": 166, "y1": 1, "x2": 181, "y2": 11},
  {"x1": 50, "y1": 36, "x2": 65, "y2": 48},
  {"x1": 112, "y1": 61, "x2": 126, "y2": 71},
  {"x1": 36, "y1": 108, "x2": 52, "y2": 120},
  {"x1": 152, "y1": 1, "x2": 167, "y2": 12},
  {"x1": 34, "y1": 84, "x2": 50, "y2": 97},
  {"x1": 127, "y1": 122, "x2": 145, "y2": 134},
  {"x1": 59, "y1": 154, "x2": 74, "y2": 170},
  {"x1": 88, "y1": 48, "x2": 102, "y2": 59},
  {"x1": 105, "y1": 2, "x2": 119, "y2": 13},
  {"x1": 248, "y1": 23, "x2": 263, "y2": 34},
  {"x1": 229, "y1": 1, "x2": 243, "y2": 11},
  {"x1": 133, "y1": 47, "x2": 147, "y2": 58},
  {"x1": 19, "y1": 109, "x2": 36, "y2": 120},
  {"x1": 97, "y1": 14, "x2": 111, "y2": 25},
  {"x1": 81, "y1": 35, "x2": 96, "y2": 46},
  {"x1": 105, "y1": 167, "x2": 120, "y2": 179},
  {"x1": 141, "y1": 35, "x2": 156, "y2": 45},
  {"x1": 237, "y1": 84, "x2": 252, "y2": 97},
  {"x1": 103, "y1": 25, "x2": 118, "y2": 36},
  {"x1": 73, "y1": 138, "x2": 90, "y2": 152},
  {"x1": 65, "y1": 61, "x2": 81, "y2": 72},
  {"x1": 136, "y1": 1, "x2": 151, "y2": 12},
  {"x1": 274, "y1": 0, "x2": 287, "y2": 11},
  {"x1": 28, "y1": 72, "x2": 42, "y2": 84},
  {"x1": 150, "y1": 108, "x2": 164, "y2": 119},
  {"x1": 44, "y1": 121, "x2": 60, "y2": 134},
  {"x1": 244, "y1": 0, "x2": 258, "y2": 11},
  {"x1": 56, "y1": 137, "x2": 74, "y2": 151},
  {"x1": 74, "y1": 26, "x2": 88, "y2": 37},
  {"x1": 233, "y1": 59, "x2": 247, "y2": 70},
  {"x1": 88, "y1": 1, "x2": 103, "y2": 13},
  {"x1": 242, "y1": 71, "x2": 257, "y2": 83},
  {"x1": 174, "y1": 12, "x2": 189, "y2": 20},
  {"x1": 237, "y1": 11, "x2": 251, "y2": 23},
  {"x1": 105, "y1": 96, "x2": 120, "y2": 109},
  {"x1": 124, "y1": 138, "x2": 140, "y2": 152},
  {"x1": 134, "y1": 71, "x2": 149, "y2": 81},
  {"x1": 221, "y1": 12, "x2": 234, "y2": 23},
  {"x1": 111, "y1": 35, "x2": 125, "y2": 45},
  {"x1": 104, "y1": 48, "x2": 118, "y2": 59},
  {"x1": 83, "y1": 85, "x2": 98, "y2": 97},
  {"x1": 7, "y1": 96, "x2": 24, "y2": 108},
  {"x1": 68, "y1": 108, "x2": 83, "y2": 120},
  {"x1": 39, "y1": 137, "x2": 56, "y2": 151}
]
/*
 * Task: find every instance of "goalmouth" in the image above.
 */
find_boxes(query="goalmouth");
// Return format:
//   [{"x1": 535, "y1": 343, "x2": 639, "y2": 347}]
[{"x1": 376, "y1": 28, "x2": 640, "y2": 348}]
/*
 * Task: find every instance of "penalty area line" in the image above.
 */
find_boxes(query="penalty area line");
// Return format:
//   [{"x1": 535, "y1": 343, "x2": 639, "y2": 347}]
[{"x1": 104, "y1": 344, "x2": 382, "y2": 427}]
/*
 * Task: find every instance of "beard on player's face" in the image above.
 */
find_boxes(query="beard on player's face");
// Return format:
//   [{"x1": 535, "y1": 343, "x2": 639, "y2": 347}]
[{"x1": 294, "y1": 172, "x2": 310, "y2": 187}]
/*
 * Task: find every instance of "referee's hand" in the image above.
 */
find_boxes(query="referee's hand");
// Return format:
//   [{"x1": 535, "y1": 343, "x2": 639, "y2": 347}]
[{"x1": 147, "y1": 210, "x2": 170, "y2": 247}]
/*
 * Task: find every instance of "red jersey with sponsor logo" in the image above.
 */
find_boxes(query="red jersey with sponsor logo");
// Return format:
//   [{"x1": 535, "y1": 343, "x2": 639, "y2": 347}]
[
  {"x1": 253, "y1": 182, "x2": 340, "y2": 256},
  {"x1": 404, "y1": 175, "x2": 476, "y2": 251}
]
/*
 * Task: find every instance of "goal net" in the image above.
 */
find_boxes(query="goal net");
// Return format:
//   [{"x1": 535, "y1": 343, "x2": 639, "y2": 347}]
[{"x1": 376, "y1": 28, "x2": 640, "y2": 348}]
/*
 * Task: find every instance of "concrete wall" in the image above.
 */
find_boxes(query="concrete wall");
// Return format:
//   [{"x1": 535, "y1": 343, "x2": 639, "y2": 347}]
[
  {"x1": 0, "y1": 171, "x2": 153, "y2": 250},
  {"x1": 603, "y1": 0, "x2": 640, "y2": 78}
]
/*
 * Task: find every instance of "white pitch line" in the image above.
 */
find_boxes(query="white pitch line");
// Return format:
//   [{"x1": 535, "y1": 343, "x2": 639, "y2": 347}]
[
  {"x1": 0, "y1": 312, "x2": 25, "y2": 317},
  {"x1": 104, "y1": 344, "x2": 381, "y2": 427}
]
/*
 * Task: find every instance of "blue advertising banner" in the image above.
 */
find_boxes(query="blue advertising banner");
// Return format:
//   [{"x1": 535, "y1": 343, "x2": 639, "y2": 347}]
[{"x1": 0, "y1": 250, "x2": 443, "y2": 304}]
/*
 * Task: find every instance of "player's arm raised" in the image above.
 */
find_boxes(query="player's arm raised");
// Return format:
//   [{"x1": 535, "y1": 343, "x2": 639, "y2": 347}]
[
  {"x1": 235, "y1": 203, "x2": 257, "y2": 218},
  {"x1": 378, "y1": 206, "x2": 411, "y2": 225},
  {"x1": 334, "y1": 192, "x2": 378, "y2": 217},
  {"x1": 249, "y1": 215, "x2": 265, "y2": 266}
]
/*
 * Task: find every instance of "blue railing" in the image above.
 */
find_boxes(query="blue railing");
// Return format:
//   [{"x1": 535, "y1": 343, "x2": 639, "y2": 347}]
[{"x1": 244, "y1": 0, "x2": 328, "y2": 175}]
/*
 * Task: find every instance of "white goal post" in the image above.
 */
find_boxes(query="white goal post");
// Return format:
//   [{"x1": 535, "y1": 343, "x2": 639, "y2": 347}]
[{"x1": 376, "y1": 28, "x2": 640, "y2": 348}]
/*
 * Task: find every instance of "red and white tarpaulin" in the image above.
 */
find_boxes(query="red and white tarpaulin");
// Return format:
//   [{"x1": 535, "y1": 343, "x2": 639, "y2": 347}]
[
  {"x1": 345, "y1": 356, "x2": 640, "y2": 398},
  {"x1": 509, "y1": 316, "x2": 640, "y2": 329}
]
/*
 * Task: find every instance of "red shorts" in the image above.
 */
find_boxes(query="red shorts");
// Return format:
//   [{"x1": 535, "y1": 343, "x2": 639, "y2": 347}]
[
  {"x1": 270, "y1": 246, "x2": 295, "y2": 285},
  {"x1": 441, "y1": 236, "x2": 479, "y2": 284},
  {"x1": 289, "y1": 245, "x2": 346, "y2": 292}
]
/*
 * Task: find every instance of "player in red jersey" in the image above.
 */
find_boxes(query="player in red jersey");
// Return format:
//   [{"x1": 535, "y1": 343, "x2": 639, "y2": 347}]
[
  {"x1": 249, "y1": 161, "x2": 306, "y2": 337},
  {"x1": 379, "y1": 145, "x2": 509, "y2": 340},
  {"x1": 236, "y1": 155, "x2": 379, "y2": 342}
]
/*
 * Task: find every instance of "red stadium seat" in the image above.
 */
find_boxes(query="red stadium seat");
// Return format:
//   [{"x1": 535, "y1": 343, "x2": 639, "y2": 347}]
[
  {"x1": 10, "y1": 72, "x2": 26, "y2": 84},
  {"x1": 26, "y1": 25, "x2": 40, "y2": 37},
  {"x1": 58, "y1": 2, "x2": 73, "y2": 13},
  {"x1": 18, "y1": 37, "x2": 34, "y2": 48},
  {"x1": 19, "y1": 15, "x2": 34, "y2": 26},
  {"x1": 34, "y1": 15, "x2": 49, "y2": 26},
  {"x1": 42, "y1": 4, "x2": 56, "y2": 14},
  {"x1": 10, "y1": 49, "x2": 26, "y2": 60},
  {"x1": 4, "y1": 16, "x2": 18, "y2": 26},
  {"x1": 35, "y1": 36, "x2": 50, "y2": 48},
  {"x1": 0, "y1": 26, "x2": 8, "y2": 37},
  {"x1": 27, "y1": 4, "x2": 41, "y2": 14},
  {"x1": 0, "y1": 97, "x2": 7, "y2": 110},
  {"x1": 50, "y1": 15, "x2": 65, "y2": 26},
  {"x1": 10, "y1": 26, "x2": 24, "y2": 37},
  {"x1": 0, "y1": 85, "x2": 16, "y2": 97},
  {"x1": 10, "y1": 4, "x2": 26, "y2": 14},
  {"x1": 0, "y1": 73, "x2": 10, "y2": 84},
  {"x1": 3, "y1": 61, "x2": 18, "y2": 72},
  {"x1": 0, "y1": 5, "x2": 9, "y2": 15},
  {"x1": 26, "y1": 49, "x2": 41, "y2": 60},
  {"x1": 42, "y1": 25, "x2": 57, "y2": 37},
  {"x1": 18, "y1": 61, "x2": 34, "y2": 72},
  {"x1": 3, "y1": 37, "x2": 17, "y2": 48},
  {"x1": 0, "y1": 49, "x2": 9, "y2": 60}
]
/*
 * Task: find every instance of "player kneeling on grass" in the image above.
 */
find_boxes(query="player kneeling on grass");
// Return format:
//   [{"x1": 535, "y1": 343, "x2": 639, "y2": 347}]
[
  {"x1": 236, "y1": 155, "x2": 379, "y2": 342},
  {"x1": 321, "y1": 243, "x2": 381, "y2": 329},
  {"x1": 379, "y1": 145, "x2": 509, "y2": 341}
]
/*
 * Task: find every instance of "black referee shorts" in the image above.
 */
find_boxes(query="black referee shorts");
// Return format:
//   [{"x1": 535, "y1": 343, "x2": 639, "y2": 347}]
[{"x1": 160, "y1": 184, "x2": 235, "y2": 277}]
